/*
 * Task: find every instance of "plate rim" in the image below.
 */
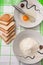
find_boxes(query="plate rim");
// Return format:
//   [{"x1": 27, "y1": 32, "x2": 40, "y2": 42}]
[{"x1": 13, "y1": 30, "x2": 43, "y2": 64}]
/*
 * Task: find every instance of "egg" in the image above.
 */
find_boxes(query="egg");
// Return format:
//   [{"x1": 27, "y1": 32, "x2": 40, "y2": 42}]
[
  {"x1": 22, "y1": 15, "x2": 29, "y2": 21},
  {"x1": 20, "y1": 13, "x2": 35, "y2": 24}
]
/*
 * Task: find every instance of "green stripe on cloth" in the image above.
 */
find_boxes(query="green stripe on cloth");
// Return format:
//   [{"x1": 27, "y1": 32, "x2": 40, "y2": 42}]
[
  {"x1": 0, "y1": 0, "x2": 22, "y2": 6},
  {"x1": 38, "y1": 0, "x2": 43, "y2": 65},
  {"x1": 40, "y1": 21, "x2": 43, "y2": 35},
  {"x1": 0, "y1": 6, "x2": 3, "y2": 56},
  {"x1": 0, "y1": 6, "x2": 4, "y2": 15},
  {"x1": 11, "y1": 0, "x2": 22, "y2": 5},
  {"x1": 41, "y1": 60, "x2": 43, "y2": 65},
  {"x1": 38, "y1": 0, "x2": 43, "y2": 5},
  {"x1": 40, "y1": 21, "x2": 43, "y2": 65},
  {"x1": 0, "y1": 0, "x2": 4, "y2": 6}
]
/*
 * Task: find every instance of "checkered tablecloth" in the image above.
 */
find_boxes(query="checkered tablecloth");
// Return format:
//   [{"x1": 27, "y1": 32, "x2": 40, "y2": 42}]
[{"x1": 0, "y1": 0, "x2": 43, "y2": 65}]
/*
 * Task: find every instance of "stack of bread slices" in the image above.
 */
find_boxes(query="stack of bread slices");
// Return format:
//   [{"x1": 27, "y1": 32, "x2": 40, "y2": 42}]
[{"x1": 0, "y1": 14, "x2": 16, "y2": 44}]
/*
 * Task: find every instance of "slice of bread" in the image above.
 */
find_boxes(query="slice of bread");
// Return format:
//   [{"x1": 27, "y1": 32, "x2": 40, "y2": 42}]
[
  {"x1": 0, "y1": 31, "x2": 15, "y2": 42},
  {"x1": 0, "y1": 34, "x2": 16, "y2": 44},
  {"x1": 0, "y1": 21, "x2": 15, "y2": 30},
  {"x1": 0, "y1": 24, "x2": 15, "y2": 34},
  {"x1": 0, "y1": 28, "x2": 16, "y2": 37},
  {"x1": 0, "y1": 14, "x2": 14, "y2": 25}
]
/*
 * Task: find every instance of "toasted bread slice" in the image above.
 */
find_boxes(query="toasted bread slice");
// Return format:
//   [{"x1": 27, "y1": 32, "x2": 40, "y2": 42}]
[
  {"x1": 0, "y1": 21, "x2": 15, "y2": 30},
  {"x1": 0, "y1": 14, "x2": 14, "y2": 25},
  {"x1": 0, "y1": 24, "x2": 15, "y2": 34},
  {"x1": 0, "y1": 31, "x2": 15, "y2": 41},
  {"x1": 0, "y1": 34, "x2": 16, "y2": 44},
  {"x1": 0, "y1": 28, "x2": 16, "y2": 37}
]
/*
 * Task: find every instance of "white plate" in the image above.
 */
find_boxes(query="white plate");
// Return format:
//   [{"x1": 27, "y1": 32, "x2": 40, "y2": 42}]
[
  {"x1": 14, "y1": 0, "x2": 43, "y2": 28},
  {"x1": 13, "y1": 30, "x2": 43, "y2": 64}
]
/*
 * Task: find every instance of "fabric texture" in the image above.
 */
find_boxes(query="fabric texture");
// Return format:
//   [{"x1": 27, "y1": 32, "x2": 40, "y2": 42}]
[{"x1": 0, "y1": 0, "x2": 43, "y2": 65}]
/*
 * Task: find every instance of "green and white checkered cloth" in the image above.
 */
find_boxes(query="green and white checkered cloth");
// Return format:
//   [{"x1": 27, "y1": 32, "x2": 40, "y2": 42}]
[{"x1": 0, "y1": 0, "x2": 43, "y2": 65}]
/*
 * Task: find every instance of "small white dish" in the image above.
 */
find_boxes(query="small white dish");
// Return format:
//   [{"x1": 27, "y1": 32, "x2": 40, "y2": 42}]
[
  {"x1": 14, "y1": 0, "x2": 43, "y2": 28},
  {"x1": 13, "y1": 30, "x2": 43, "y2": 64}
]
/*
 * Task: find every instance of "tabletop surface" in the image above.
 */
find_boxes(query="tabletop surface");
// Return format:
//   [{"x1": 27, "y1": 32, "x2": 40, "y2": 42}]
[{"x1": 0, "y1": 0, "x2": 43, "y2": 65}]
